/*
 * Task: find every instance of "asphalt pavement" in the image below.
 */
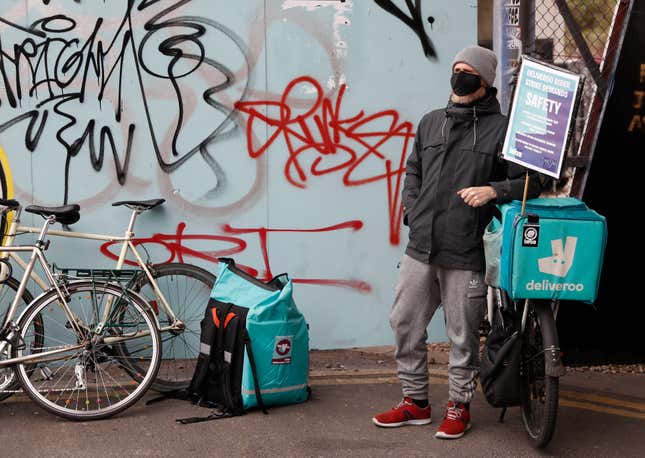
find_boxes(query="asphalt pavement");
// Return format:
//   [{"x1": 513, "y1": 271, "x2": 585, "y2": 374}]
[{"x1": 0, "y1": 348, "x2": 643, "y2": 457}]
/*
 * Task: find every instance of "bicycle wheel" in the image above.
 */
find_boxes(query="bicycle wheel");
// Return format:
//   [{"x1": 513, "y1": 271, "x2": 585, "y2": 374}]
[
  {"x1": 130, "y1": 263, "x2": 215, "y2": 391},
  {"x1": 0, "y1": 276, "x2": 41, "y2": 401},
  {"x1": 520, "y1": 301, "x2": 559, "y2": 448},
  {"x1": 14, "y1": 281, "x2": 161, "y2": 421}
]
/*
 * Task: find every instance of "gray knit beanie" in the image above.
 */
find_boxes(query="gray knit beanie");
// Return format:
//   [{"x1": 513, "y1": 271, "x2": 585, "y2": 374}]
[{"x1": 452, "y1": 45, "x2": 497, "y2": 87}]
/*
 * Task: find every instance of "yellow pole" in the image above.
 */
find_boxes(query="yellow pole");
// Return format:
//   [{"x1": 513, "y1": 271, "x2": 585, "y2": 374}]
[{"x1": 0, "y1": 144, "x2": 15, "y2": 243}]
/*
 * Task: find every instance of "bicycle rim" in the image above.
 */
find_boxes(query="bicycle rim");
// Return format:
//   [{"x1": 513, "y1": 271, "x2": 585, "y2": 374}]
[
  {"x1": 15, "y1": 281, "x2": 160, "y2": 420},
  {"x1": 130, "y1": 263, "x2": 215, "y2": 391},
  {"x1": 520, "y1": 305, "x2": 559, "y2": 448},
  {"x1": 0, "y1": 276, "x2": 40, "y2": 401}
]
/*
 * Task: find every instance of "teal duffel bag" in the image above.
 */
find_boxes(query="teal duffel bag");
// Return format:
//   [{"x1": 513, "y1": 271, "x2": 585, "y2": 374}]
[
  {"x1": 497, "y1": 197, "x2": 607, "y2": 302},
  {"x1": 210, "y1": 258, "x2": 310, "y2": 410}
]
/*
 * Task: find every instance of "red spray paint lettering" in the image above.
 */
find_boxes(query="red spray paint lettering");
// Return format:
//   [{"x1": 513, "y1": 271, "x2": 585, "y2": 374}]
[
  {"x1": 234, "y1": 76, "x2": 415, "y2": 245},
  {"x1": 100, "y1": 221, "x2": 371, "y2": 293}
]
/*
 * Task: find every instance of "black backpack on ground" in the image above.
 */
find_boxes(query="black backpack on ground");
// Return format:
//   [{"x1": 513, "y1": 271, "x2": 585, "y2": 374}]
[
  {"x1": 154, "y1": 298, "x2": 267, "y2": 424},
  {"x1": 480, "y1": 297, "x2": 522, "y2": 412}
]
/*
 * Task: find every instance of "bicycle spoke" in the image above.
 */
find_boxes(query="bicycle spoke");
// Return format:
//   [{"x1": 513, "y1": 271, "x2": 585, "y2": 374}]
[
  {"x1": 129, "y1": 265, "x2": 214, "y2": 390},
  {"x1": 92, "y1": 351, "x2": 113, "y2": 408},
  {"x1": 16, "y1": 282, "x2": 160, "y2": 420},
  {"x1": 37, "y1": 357, "x2": 77, "y2": 395}
]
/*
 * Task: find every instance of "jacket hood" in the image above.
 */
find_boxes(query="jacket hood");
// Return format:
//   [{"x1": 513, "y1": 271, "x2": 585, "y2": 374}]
[{"x1": 440, "y1": 88, "x2": 502, "y2": 150}]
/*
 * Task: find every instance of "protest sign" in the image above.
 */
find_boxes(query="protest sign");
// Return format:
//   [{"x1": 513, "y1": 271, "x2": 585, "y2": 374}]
[{"x1": 501, "y1": 56, "x2": 583, "y2": 179}]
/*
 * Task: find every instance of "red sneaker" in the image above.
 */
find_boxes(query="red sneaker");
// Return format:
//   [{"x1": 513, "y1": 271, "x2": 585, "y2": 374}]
[
  {"x1": 372, "y1": 397, "x2": 432, "y2": 428},
  {"x1": 435, "y1": 401, "x2": 471, "y2": 439}
]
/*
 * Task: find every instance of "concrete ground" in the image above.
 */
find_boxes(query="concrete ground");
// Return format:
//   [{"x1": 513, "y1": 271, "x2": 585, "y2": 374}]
[{"x1": 0, "y1": 347, "x2": 644, "y2": 457}]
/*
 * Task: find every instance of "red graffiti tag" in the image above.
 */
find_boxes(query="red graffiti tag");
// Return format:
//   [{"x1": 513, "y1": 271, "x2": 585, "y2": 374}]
[
  {"x1": 234, "y1": 76, "x2": 415, "y2": 245},
  {"x1": 100, "y1": 221, "x2": 371, "y2": 293}
]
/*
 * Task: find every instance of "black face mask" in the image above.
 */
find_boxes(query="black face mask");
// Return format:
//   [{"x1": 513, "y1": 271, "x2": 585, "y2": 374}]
[{"x1": 450, "y1": 72, "x2": 482, "y2": 96}]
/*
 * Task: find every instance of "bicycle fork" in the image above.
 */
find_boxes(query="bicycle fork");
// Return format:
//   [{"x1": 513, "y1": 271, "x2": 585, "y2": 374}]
[{"x1": 525, "y1": 300, "x2": 566, "y2": 377}]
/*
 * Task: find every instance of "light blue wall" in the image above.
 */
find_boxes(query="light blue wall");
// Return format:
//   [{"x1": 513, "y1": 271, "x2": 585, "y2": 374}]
[{"x1": 0, "y1": 0, "x2": 477, "y2": 349}]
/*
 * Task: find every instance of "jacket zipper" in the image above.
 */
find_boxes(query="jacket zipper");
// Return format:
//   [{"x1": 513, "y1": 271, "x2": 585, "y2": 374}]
[{"x1": 427, "y1": 115, "x2": 457, "y2": 257}]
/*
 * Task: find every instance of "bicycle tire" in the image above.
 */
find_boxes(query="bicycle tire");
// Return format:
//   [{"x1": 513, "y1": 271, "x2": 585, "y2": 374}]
[
  {"x1": 520, "y1": 301, "x2": 559, "y2": 448},
  {"x1": 129, "y1": 263, "x2": 215, "y2": 391},
  {"x1": 0, "y1": 276, "x2": 41, "y2": 402},
  {"x1": 14, "y1": 281, "x2": 161, "y2": 421}
]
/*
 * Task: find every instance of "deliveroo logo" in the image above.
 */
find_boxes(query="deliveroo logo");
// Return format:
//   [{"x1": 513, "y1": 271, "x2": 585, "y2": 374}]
[
  {"x1": 538, "y1": 237, "x2": 577, "y2": 277},
  {"x1": 526, "y1": 236, "x2": 584, "y2": 292}
]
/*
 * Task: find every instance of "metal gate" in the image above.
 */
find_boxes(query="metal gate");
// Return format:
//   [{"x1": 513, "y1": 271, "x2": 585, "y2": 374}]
[{"x1": 517, "y1": 0, "x2": 633, "y2": 196}]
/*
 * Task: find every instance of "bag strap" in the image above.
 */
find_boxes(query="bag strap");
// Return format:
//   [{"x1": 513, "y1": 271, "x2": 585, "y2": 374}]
[
  {"x1": 186, "y1": 299, "x2": 224, "y2": 393},
  {"x1": 527, "y1": 213, "x2": 540, "y2": 224},
  {"x1": 216, "y1": 302, "x2": 233, "y2": 339},
  {"x1": 176, "y1": 407, "x2": 235, "y2": 424},
  {"x1": 212, "y1": 302, "x2": 233, "y2": 370},
  {"x1": 145, "y1": 389, "x2": 189, "y2": 406},
  {"x1": 244, "y1": 330, "x2": 268, "y2": 414},
  {"x1": 179, "y1": 329, "x2": 268, "y2": 421},
  {"x1": 220, "y1": 258, "x2": 280, "y2": 291},
  {"x1": 492, "y1": 205, "x2": 502, "y2": 222},
  {"x1": 266, "y1": 273, "x2": 289, "y2": 290},
  {"x1": 218, "y1": 257, "x2": 235, "y2": 266}
]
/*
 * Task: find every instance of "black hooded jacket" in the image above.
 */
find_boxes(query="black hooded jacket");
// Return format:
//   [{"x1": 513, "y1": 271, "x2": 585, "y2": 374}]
[{"x1": 402, "y1": 89, "x2": 542, "y2": 271}]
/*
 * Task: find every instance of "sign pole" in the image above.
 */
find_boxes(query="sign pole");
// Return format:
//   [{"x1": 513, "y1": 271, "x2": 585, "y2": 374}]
[{"x1": 520, "y1": 171, "x2": 530, "y2": 215}]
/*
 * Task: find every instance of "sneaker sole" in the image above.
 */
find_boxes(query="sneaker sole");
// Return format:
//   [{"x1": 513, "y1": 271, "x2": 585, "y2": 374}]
[
  {"x1": 434, "y1": 423, "x2": 472, "y2": 439},
  {"x1": 372, "y1": 417, "x2": 432, "y2": 428}
]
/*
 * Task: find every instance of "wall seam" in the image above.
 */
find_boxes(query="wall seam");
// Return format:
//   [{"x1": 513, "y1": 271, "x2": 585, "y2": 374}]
[
  {"x1": 26, "y1": 0, "x2": 34, "y2": 206},
  {"x1": 264, "y1": 0, "x2": 270, "y2": 267}
]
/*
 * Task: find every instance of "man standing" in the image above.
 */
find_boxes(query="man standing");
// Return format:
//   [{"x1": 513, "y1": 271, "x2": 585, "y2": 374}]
[{"x1": 372, "y1": 45, "x2": 541, "y2": 439}]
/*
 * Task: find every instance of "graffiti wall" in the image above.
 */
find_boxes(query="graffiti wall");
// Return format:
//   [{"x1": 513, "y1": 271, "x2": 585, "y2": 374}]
[{"x1": 0, "y1": 0, "x2": 476, "y2": 349}]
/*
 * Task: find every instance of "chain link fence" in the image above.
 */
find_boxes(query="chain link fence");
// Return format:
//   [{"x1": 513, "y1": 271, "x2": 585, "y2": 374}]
[{"x1": 527, "y1": 0, "x2": 622, "y2": 191}]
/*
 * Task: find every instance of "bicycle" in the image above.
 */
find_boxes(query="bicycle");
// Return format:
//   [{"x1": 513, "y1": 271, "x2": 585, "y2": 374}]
[
  {"x1": 0, "y1": 199, "x2": 161, "y2": 420},
  {"x1": 485, "y1": 286, "x2": 563, "y2": 449},
  {"x1": 1, "y1": 198, "x2": 215, "y2": 394}
]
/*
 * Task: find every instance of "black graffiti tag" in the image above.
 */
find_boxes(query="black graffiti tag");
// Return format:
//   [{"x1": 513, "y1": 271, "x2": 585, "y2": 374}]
[
  {"x1": 374, "y1": 0, "x2": 437, "y2": 59},
  {"x1": 0, "y1": 0, "x2": 249, "y2": 204}
]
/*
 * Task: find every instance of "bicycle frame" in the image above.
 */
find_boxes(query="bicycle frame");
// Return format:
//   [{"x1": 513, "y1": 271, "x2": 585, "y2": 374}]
[
  {"x1": 0, "y1": 214, "x2": 127, "y2": 369},
  {"x1": 3, "y1": 206, "x2": 179, "y2": 333}
]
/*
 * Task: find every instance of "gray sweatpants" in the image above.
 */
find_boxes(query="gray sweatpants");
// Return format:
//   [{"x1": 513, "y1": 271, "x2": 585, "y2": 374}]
[{"x1": 390, "y1": 255, "x2": 486, "y2": 403}]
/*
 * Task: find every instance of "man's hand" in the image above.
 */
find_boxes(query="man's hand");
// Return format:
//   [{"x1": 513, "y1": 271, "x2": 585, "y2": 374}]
[{"x1": 457, "y1": 186, "x2": 497, "y2": 207}]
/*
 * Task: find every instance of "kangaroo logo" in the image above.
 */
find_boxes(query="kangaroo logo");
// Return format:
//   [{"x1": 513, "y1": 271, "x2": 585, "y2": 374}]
[
  {"x1": 272, "y1": 336, "x2": 293, "y2": 365},
  {"x1": 538, "y1": 237, "x2": 577, "y2": 278},
  {"x1": 276, "y1": 340, "x2": 291, "y2": 356}
]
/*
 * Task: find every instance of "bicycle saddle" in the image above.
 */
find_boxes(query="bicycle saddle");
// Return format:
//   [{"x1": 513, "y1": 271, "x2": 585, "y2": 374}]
[
  {"x1": 112, "y1": 198, "x2": 165, "y2": 210},
  {"x1": 25, "y1": 204, "x2": 81, "y2": 225},
  {"x1": 0, "y1": 198, "x2": 20, "y2": 210}
]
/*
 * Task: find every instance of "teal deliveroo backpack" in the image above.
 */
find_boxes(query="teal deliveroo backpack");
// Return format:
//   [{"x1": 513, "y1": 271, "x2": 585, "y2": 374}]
[
  {"x1": 211, "y1": 258, "x2": 310, "y2": 409},
  {"x1": 150, "y1": 295, "x2": 267, "y2": 424},
  {"x1": 487, "y1": 197, "x2": 607, "y2": 302},
  {"x1": 175, "y1": 298, "x2": 267, "y2": 423}
]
